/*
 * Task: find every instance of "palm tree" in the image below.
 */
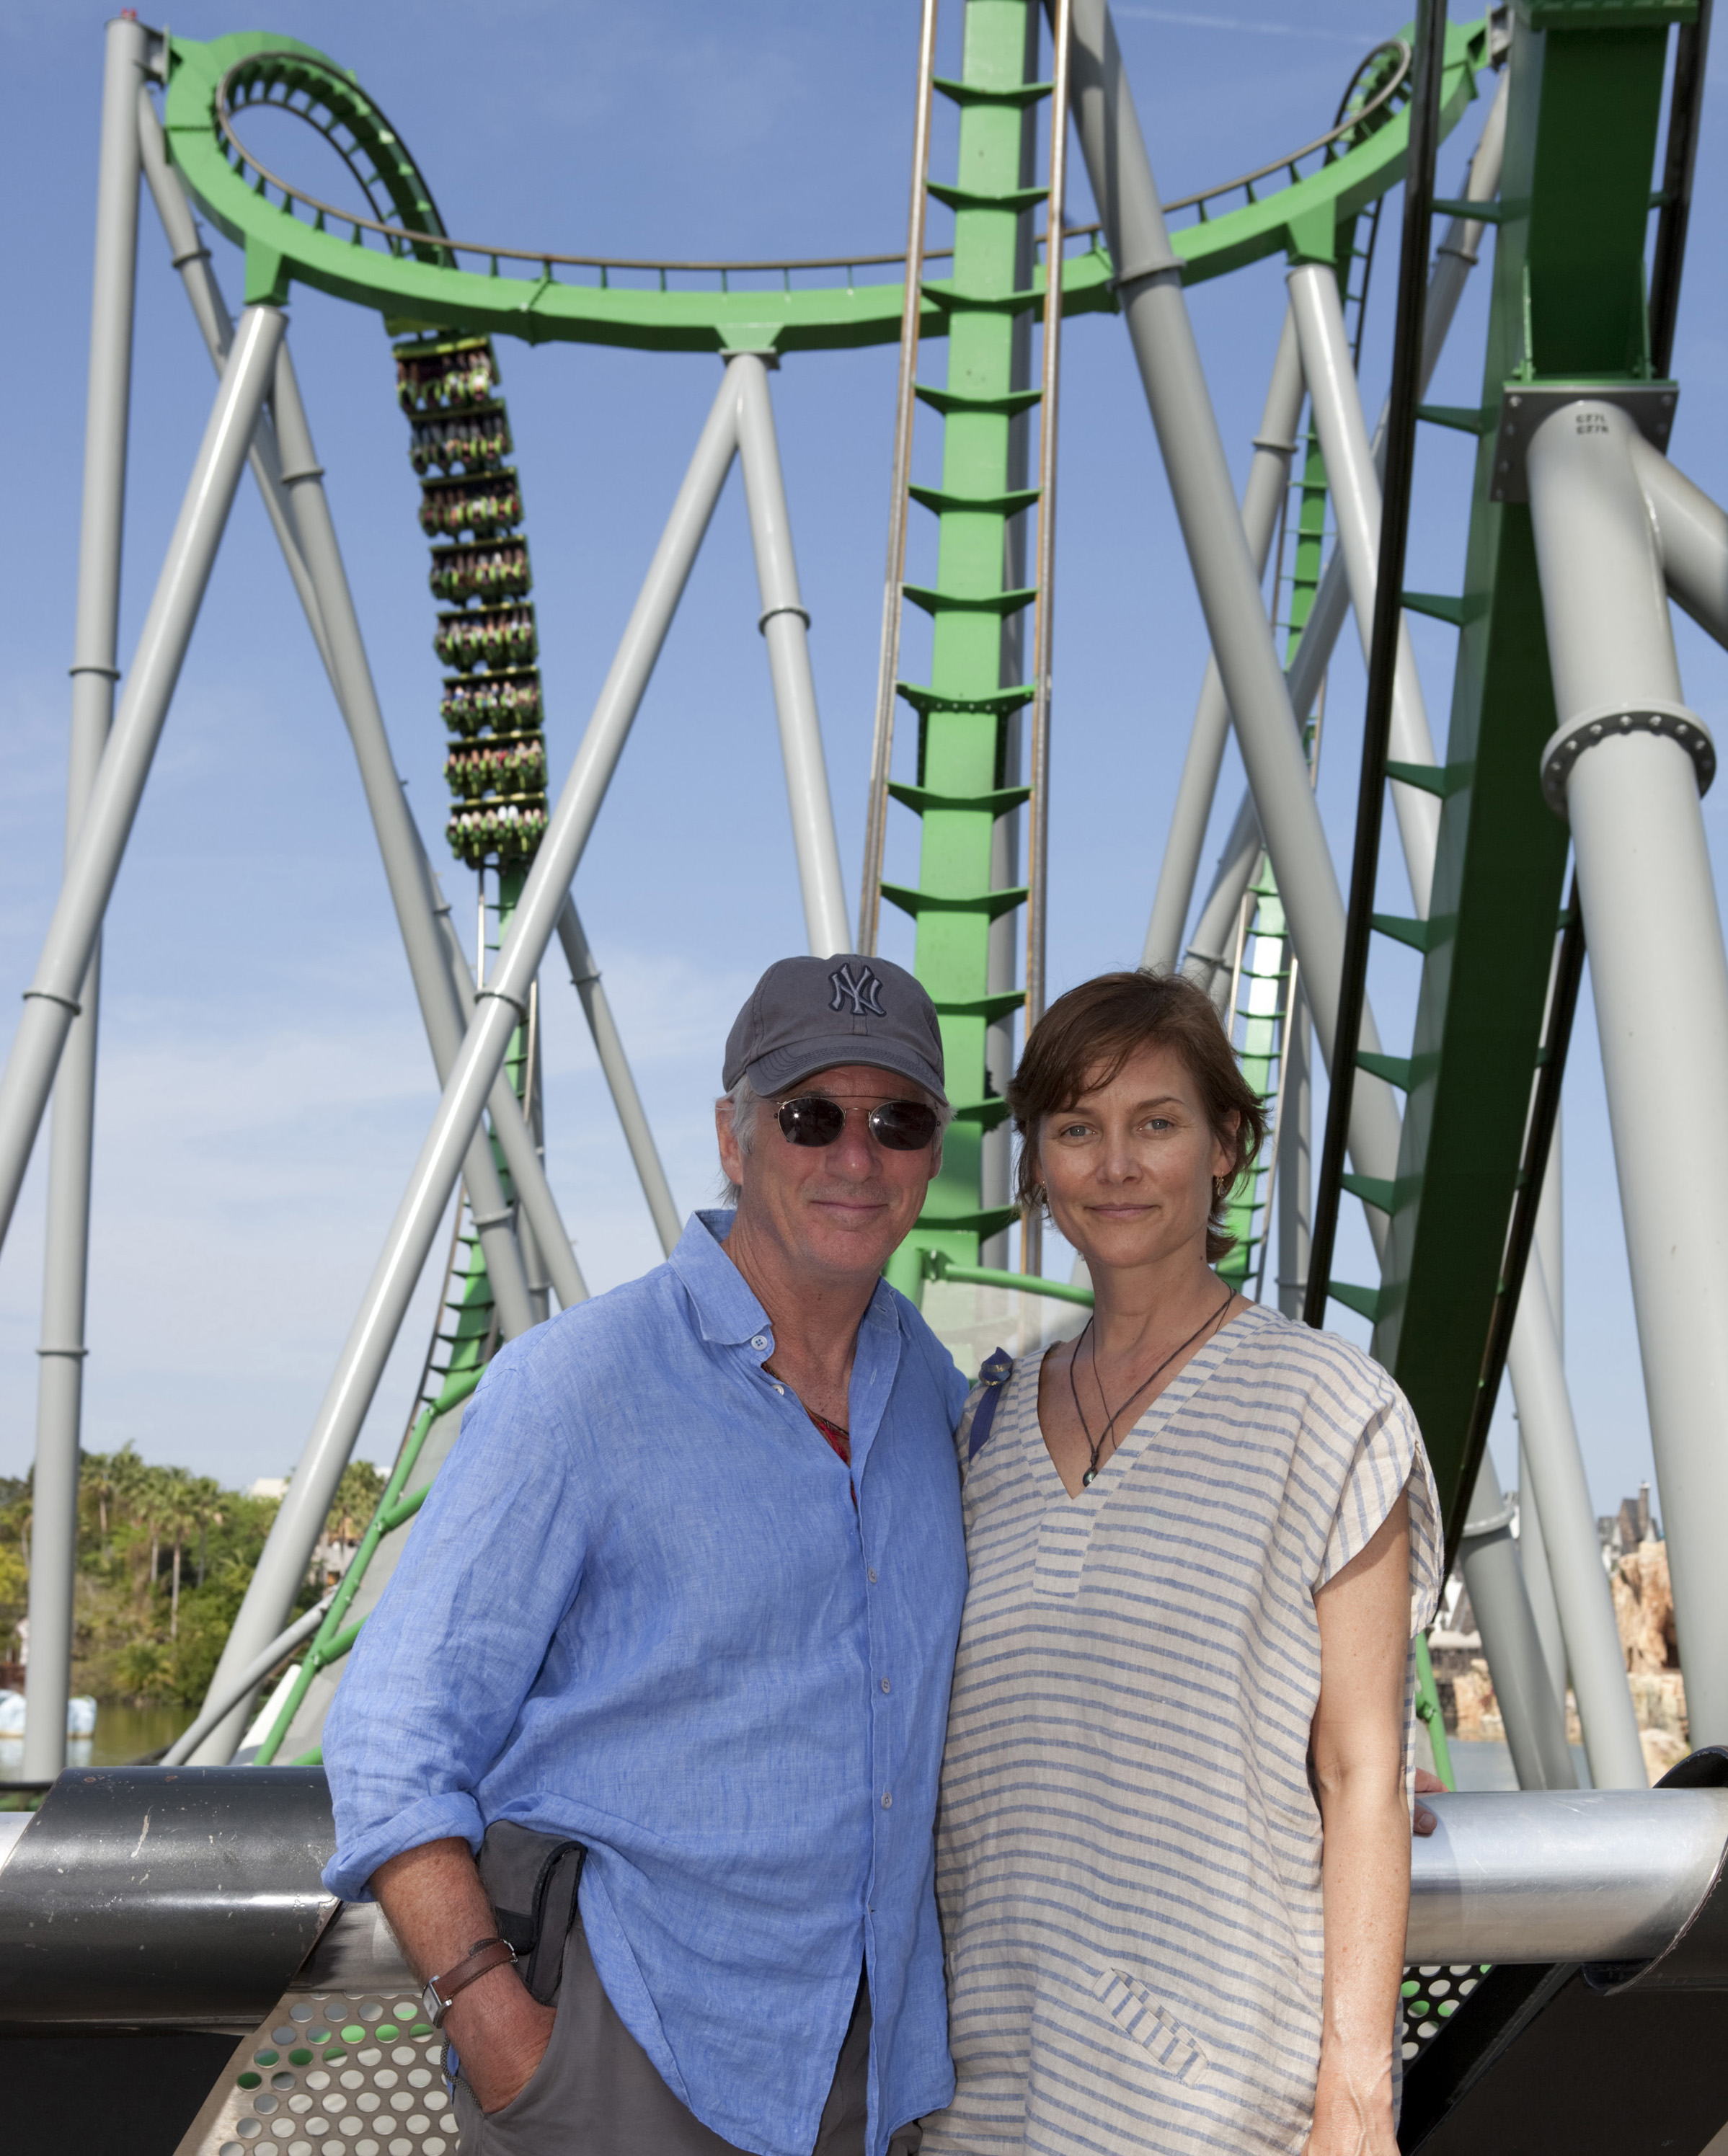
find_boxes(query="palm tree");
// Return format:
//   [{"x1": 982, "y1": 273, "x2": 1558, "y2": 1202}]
[{"x1": 156, "y1": 1468, "x2": 202, "y2": 1641}]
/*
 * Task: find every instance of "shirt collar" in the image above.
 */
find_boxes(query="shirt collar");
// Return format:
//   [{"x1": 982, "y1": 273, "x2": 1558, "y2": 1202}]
[
  {"x1": 670, "y1": 1210, "x2": 903, "y2": 1356},
  {"x1": 670, "y1": 1210, "x2": 772, "y2": 1347}
]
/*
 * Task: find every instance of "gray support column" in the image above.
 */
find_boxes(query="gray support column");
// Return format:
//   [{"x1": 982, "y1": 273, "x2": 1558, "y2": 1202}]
[
  {"x1": 1277, "y1": 985, "x2": 1311, "y2": 1319},
  {"x1": 427, "y1": 871, "x2": 590, "y2": 1302},
  {"x1": 1528, "y1": 395, "x2": 1728, "y2": 1749},
  {"x1": 1196, "y1": 68, "x2": 1512, "y2": 942},
  {"x1": 1506, "y1": 1253, "x2": 1648, "y2": 1786},
  {"x1": 1630, "y1": 437, "x2": 1728, "y2": 650},
  {"x1": 1287, "y1": 262, "x2": 1441, "y2": 915},
  {"x1": 190, "y1": 368, "x2": 741, "y2": 1761},
  {"x1": 22, "y1": 13, "x2": 146, "y2": 1783},
  {"x1": 136, "y1": 92, "x2": 334, "y2": 683},
  {"x1": 554, "y1": 900, "x2": 681, "y2": 1257},
  {"x1": 0, "y1": 305, "x2": 284, "y2": 1260},
  {"x1": 1458, "y1": 1452, "x2": 1578, "y2": 1789},
  {"x1": 1067, "y1": 0, "x2": 1404, "y2": 1220},
  {"x1": 265, "y1": 349, "x2": 539, "y2": 1340},
  {"x1": 1520, "y1": 1120, "x2": 1569, "y2": 1707},
  {"x1": 1181, "y1": 795, "x2": 1261, "y2": 1009},
  {"x1": 732, "y1": 356, "x2": 851, "y2": 958},
  {"x1": 1285, "y1": 68, "x2": 1510, "y2": 747},
  {"x1": 1143, "y1": 306, "x2": 1305, "y2": 971}
]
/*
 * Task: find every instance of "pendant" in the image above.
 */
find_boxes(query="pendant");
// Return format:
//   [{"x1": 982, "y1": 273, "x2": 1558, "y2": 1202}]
[{"x1": 1081, "y1": 1468, "x2": 1097, "y2": 1489}]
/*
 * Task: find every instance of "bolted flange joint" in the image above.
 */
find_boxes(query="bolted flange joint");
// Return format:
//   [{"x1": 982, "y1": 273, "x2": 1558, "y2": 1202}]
[{"x1": 1539, "y1": 700, "x2": 1715, "y2": 820}]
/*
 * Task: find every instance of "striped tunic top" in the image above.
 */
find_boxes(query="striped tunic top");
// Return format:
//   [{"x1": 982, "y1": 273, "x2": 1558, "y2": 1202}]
[{"x1": 922, "y1": 1301, "x2": 1442, "y2": 2156}]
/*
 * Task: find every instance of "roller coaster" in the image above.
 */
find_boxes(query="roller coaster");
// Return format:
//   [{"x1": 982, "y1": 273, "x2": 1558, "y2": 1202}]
[{"x1": 4, "y1": 3, "x2": 1728, "y2": 2150}]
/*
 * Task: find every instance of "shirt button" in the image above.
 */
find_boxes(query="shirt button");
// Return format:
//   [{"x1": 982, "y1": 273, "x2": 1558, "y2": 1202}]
[
  {"x1": 882, "y1": 1792, "x2": 892, "y2": 1809},
  {"x1": 880, "y1": 1678, "x2": 891, "y2": 1694},
  {"x1": 867, "y1": 1568, "x2": 878, "y2": 1584},
  {"x1": 750, "y1": 1334, "x2": 768, "y2": 1351}
]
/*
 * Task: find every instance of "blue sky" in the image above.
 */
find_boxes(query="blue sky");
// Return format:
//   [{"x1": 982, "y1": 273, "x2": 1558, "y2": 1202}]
[{"x1": 0, "y1": 1, "x2": 1722, "y2": 1518}]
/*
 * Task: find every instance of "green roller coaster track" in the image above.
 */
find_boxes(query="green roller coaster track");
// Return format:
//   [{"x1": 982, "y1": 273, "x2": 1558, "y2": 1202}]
[{"x1": 149, "y1": 1, "x2": 1706, "y2": 1744}]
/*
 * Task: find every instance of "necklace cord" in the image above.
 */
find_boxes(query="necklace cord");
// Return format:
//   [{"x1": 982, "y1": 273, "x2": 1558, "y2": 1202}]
[{"x1": 1067, "y1": 1287, "x2": 1235, "y2": 1481}]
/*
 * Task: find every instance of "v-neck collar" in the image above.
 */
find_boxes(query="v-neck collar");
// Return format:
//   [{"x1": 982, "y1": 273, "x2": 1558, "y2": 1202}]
[{"x1": 1025, "y1": 1300, "x2": 1272, "y2": 1504}]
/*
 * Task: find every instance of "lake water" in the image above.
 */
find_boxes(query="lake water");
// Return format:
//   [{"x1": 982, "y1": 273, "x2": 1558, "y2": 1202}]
[{"x1": 0, "y1": 1700, "x2": 188, "y2": 1781}]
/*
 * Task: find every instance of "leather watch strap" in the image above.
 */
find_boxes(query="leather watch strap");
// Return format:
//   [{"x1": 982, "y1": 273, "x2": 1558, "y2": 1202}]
[{"x1": 423, "y1": 1935, "x2": 517, "y2": 2027}]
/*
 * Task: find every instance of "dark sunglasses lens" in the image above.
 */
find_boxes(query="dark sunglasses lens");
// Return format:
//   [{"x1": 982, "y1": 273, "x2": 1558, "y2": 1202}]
[
  {"x1": 778, "y1": 1097, "x2": 846, "y2": 1147},
  {"x1": 870, "y1": 1101, "x2": 939, "y2": 1150}
]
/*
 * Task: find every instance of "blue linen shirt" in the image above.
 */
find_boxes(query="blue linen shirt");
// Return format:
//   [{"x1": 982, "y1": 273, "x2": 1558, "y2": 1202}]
[{"x1": 323, "y1": 1210, "x2": 969, "y2": 2156}]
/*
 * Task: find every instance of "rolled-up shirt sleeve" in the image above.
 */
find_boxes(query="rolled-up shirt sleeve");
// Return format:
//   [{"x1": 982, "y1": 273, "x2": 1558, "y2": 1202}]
[{"x1": 321, "y1": 1352, "x2": 588, "y2": 1901}]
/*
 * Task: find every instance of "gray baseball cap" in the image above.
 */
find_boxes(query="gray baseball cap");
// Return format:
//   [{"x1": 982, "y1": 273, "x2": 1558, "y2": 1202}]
[{"x1": 724, "y1": 954, "x2": 947, "y2": 1104}]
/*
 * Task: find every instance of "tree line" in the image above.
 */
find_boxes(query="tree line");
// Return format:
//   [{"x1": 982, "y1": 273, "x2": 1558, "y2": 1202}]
[{"x1": 0, "y1": 1450, "x2": 386, "y2": 1708}]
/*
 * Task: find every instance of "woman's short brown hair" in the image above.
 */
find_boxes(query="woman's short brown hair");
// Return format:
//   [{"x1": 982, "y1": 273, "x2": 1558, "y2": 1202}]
[{"x1": 1008, "y1": 970, "x2": 1268, "y2": 1264}]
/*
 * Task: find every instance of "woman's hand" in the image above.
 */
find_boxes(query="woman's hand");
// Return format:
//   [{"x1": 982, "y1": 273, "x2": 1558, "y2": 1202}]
[
  {"x1": 1304, "y1": 2057, "x2": 1400, "y2": 2156},
  {"x1": 1413, "y1": 1765, "x2": 1445, "y2": 1837}
]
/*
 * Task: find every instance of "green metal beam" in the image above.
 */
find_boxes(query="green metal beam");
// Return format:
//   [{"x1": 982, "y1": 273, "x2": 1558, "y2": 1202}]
[
  {"x1": 1370, "y1": 5, "x2": 1676, "y2": 1538},
  {"x1": 161, "y1": 23, "x2": 1492, "y2": 352}
]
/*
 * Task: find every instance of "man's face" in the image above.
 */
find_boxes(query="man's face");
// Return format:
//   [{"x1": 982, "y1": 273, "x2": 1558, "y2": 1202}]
[{"x1": 716, "y1": 1064, "x2": 942, "y2": 1283}]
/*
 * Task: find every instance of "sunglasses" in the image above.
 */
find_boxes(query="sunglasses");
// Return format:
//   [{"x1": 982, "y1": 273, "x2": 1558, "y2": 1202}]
[{"x1": 775, "y1": 1095, "x2": 940, "y2": 1152}]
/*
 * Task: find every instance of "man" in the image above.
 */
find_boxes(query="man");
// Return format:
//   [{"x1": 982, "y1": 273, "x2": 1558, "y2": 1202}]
[{"x1": 322, "y1": 954, "x2": 968, "y2": 2156}]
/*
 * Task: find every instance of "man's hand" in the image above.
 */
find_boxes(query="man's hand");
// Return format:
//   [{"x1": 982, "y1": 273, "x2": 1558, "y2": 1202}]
[
  {"x1": 443, "y1": 1972, "x2": 557, "y2": 2113},
  {"x1": 1413, "y1": 1766, "x2": 1445, "y2": 1838},
  {"x1": 370, "y1": 1838, "x2": 556, "y2": 2113}
]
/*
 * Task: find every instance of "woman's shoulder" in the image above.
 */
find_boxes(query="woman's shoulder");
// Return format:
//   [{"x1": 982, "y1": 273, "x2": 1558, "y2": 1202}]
[{"x1": 1229, "y1": 1300, "x2": 1402, "y2": 1392}]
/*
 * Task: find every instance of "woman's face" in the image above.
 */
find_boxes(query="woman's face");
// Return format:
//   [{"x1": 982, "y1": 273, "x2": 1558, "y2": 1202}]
[{"x1": 1031, "y1": 1039, "x2": 1237, "y2": 1277}]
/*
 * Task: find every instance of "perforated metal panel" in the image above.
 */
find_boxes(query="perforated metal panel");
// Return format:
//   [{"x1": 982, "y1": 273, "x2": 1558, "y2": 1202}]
[
  {"x1": 1401, "y1": 1962, "x2": 1488, "y2": 2062},
  {"x1": 183, "y1": 1989, "x2": 456, "y2": 2156}
]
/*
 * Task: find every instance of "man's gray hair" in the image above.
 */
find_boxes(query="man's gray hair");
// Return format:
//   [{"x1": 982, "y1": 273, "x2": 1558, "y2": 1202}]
[{"x1": 717, "y1": 1073, "x2": 950, "y2": 1207}]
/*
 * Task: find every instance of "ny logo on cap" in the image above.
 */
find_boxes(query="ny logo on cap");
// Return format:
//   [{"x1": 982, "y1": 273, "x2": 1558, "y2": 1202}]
[{"x1": 829, "y1": 962, "x2": 886, "y2": 1019}]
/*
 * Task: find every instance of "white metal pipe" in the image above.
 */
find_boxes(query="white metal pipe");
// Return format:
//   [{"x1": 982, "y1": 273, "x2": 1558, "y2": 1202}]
[
  {"x1": 554, "y1": 900, "x2": 681, "y2": 1257},
  {"x1": 266, "y1": 345, "x2": 539, "y2": 1343},
  {"x1": 1520, "y1": 1114, "x2": 1570, "y2": 1708},
  {"x1": 1287, "y1": 261, "x2": 1442, "y2": 916},
  {"x1": 1631, "y1": 435, "x2": 1728, "y2": 651},
  {"x1": 1276, "y1": 983, "x2": 1312, "y2": 1318},
  {"x1": 1529, "y1": 396, "x2": 1728, "y2": 1750},
  {"x1": 190, "y1": 369, "x2": 741, "y2": 1760},
  {"x1": 1458, "y1": 1450, "x2": 1578, "y2": 1789},
  {"x1": 732, "y1": 355, "x2": 851, "y2": 957},
  {"x1": 160, "y1": 1593, "x2": 334, "y2": 1768},
  {"x1": 1067, "y1": 0, "x2": 1404, "y2": 1228},
  {"x1": 0, "y1": 304, "x2": 284, "y2": 1261},
  {"x1": 1407, "y1": 1788, "x2": 1728, "y2": 1965},
  {"x1": 1283, "y1": 66, "x2": 1509, "y2": 740},
  {"x1": 1144, "y1": 306, "x2": 1306, "y2": 971},
  {"x1": 424, "y1": 869, "x2": 589, "y2": 1309},
  {"x1": 1183, "y1": 71, "x2": 1510, "y2": 976},
  {"x1": 136, "y1": 90, "x2": 336, "y2": 684},
  {"x1": 1507, "y1": 1253, "x2": 1649, "y2": 1788},
  {"x1": 1181, "y1": 795, "x2": 1261, "y2": 1011},
  {"x1": 22, "y1": 14, "x2": 147, "y2": 1783}
]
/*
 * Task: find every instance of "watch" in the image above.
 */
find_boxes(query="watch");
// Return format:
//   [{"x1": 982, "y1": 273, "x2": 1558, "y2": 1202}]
[{"x1": 421, "y1": 1935, "x2": 518, "y2": 2028}]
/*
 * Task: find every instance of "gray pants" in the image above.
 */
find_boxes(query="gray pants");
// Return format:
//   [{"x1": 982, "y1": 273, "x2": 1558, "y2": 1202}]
[{"x1": 453, "y1": 1912, "x2": 921, "y2": 2155}]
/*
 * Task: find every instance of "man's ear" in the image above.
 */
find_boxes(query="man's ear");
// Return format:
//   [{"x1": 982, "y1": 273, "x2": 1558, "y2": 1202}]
[{"x1": 715, "y1": 1097, "x2": 745, "y2": 1185}]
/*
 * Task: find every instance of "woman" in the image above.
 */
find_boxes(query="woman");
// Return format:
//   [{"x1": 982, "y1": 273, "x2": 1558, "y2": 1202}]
[{"x1": 922, "y1": 971, "x2": 1440, "y2": 2156}]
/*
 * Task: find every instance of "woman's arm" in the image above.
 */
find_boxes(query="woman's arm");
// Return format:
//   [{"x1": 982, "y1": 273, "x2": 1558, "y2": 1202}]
[{"x1": 1307, "y1": 1487, "x2": 1413, "y2": 2156}]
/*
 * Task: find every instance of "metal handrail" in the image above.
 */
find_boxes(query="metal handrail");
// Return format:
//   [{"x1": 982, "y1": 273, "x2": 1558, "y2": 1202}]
[{"x1": 211, "y1": 32, "x2": 1409, "y2": 291}]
